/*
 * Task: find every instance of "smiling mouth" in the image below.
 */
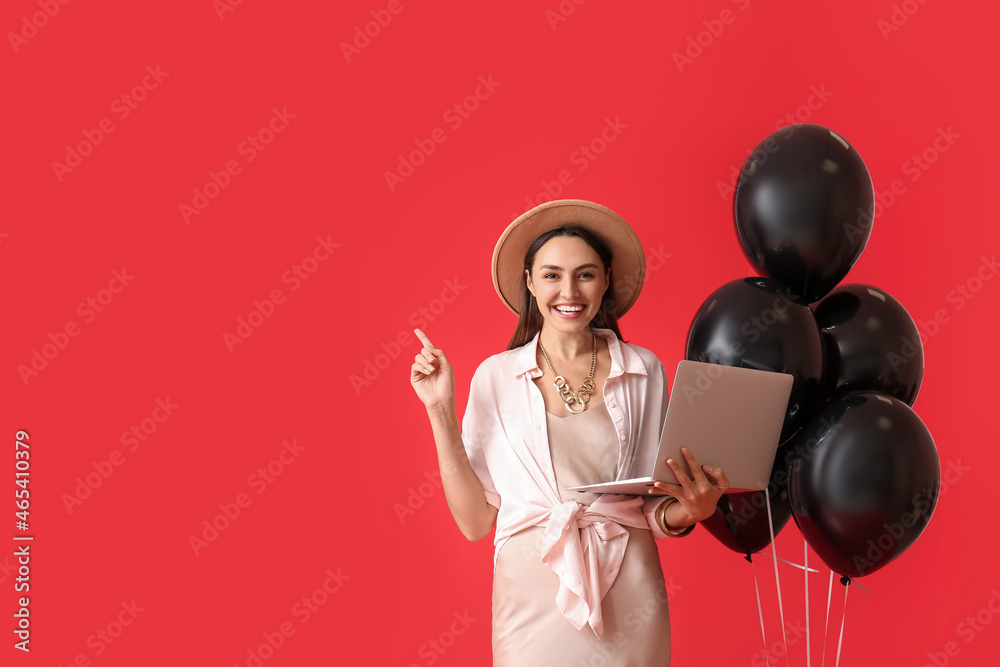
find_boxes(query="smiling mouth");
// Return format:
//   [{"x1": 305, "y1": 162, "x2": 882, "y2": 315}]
[{"x1": 554, "y1": 304, "x2": 585, "y2": 314}]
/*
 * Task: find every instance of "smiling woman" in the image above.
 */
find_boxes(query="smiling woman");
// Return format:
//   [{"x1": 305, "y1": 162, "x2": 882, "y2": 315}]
[
  {"x1": 410, "y1": 199, "x2": 729, "y2": 666},
  {"x1": 512, "y1": 227, "x2": 617, "y2": 352}
]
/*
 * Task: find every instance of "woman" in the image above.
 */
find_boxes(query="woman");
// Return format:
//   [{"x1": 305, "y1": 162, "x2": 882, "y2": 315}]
[{"x1": 409, "y1": 199, "x2": 729, "y2": 666}]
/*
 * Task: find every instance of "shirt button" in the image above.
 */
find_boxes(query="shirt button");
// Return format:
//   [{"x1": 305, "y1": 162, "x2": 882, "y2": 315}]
[
  {"x1": 620, "y1": 435, "x2": 626, "y2": 442},
  {"x1": 610, "y1": 403, "x2": 616, "y2": 409}
]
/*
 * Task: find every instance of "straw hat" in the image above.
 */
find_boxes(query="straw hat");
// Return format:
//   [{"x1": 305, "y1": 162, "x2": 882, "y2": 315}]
[{"x1": 492, "y1": 199, "x2": 645, "y2": 317}]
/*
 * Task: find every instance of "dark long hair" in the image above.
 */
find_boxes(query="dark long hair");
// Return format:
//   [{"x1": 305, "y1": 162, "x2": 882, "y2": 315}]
[{"x1": 506, "y1": 225, "x2": 624, "y2": 350}]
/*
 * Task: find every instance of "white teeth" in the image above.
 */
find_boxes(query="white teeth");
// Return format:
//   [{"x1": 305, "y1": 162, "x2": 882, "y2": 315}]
[{"x1": 555, "y1": 305, "x2": 583, "y2": 312}]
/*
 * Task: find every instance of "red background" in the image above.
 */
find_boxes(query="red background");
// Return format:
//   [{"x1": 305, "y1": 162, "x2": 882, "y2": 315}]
[{"x1": 3, "y1": 0, "x2": 999, "y2": 665}]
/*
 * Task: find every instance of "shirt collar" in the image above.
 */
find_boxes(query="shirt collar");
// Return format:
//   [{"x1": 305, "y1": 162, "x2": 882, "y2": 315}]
[{"x1": 511, "y1": 328, "x2": 648, "y2": 379}]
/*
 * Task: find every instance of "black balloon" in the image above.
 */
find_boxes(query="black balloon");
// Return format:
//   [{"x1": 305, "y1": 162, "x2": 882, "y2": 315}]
[
  {"x1": 686, "y1": 277, "x2": 825, "y2": 443},
  {"x1": 788, "y1": 392, "x2": 940, "y2": 578},
  {"x1": 701, "y1": 443, "x2": 794, "y2": 554},
  {"x1": 734, "y1": 124, "x2": 875, "y2": 305},
  {"x1": 812, "y1": 284, "x2": 924, "y2": 406}
]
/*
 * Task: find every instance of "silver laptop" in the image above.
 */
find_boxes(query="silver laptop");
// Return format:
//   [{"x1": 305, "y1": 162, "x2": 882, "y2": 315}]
[{"x1": 565, "y1": 360, "x2": 793, "y2": 495}]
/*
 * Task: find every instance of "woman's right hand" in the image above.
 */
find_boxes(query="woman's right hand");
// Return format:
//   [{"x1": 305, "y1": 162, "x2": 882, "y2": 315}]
[{"x1": 410, "y1": 328, "x2": 455, "y2": 410}]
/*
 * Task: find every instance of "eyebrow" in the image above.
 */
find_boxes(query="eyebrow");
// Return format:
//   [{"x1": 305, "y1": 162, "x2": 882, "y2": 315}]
[{"x1": 539, "y1": 263, "x2": 600, "y2": 271}]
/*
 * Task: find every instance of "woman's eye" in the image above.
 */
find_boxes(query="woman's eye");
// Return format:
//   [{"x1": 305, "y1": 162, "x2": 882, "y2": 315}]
[
  {"x1": 579, "y1": 272, "x2": 594, "y2": 279},
  {"x1": 544, "y1": 273, "x2": 558, "y2": 279}
]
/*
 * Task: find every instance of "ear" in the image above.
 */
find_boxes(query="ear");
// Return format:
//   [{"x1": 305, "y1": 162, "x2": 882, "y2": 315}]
[{"x1": 525, "y1": 268, "x2": 535, "y2": 297}]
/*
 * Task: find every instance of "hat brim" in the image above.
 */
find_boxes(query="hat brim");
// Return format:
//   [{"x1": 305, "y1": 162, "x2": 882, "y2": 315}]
[{"x1": 492, "y1": 199, "x2": 646, "y2": 317}]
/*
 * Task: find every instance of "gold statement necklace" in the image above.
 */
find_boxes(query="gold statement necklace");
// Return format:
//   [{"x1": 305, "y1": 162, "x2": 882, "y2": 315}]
[{"x1": 538, "y1": 333, "x2": 597, "y2": 414}]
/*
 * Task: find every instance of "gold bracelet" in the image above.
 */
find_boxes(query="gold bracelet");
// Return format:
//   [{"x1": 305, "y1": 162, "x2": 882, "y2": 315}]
[{"x1": 655, "y1": 496, "x2": 695, "y2": 538}]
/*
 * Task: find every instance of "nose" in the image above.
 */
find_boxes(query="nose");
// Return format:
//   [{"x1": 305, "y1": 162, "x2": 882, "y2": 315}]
[{"x1": 560, "y1": 276, "x2": 580, "y2": 299}]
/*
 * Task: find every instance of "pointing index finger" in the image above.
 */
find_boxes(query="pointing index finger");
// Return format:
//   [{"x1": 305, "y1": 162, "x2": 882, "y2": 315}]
[{"x1": 413, "y1": 328, "x2": 436, "y2": 351}]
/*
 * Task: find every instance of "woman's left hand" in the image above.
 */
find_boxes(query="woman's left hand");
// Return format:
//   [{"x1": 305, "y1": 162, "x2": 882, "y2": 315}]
[{"x1": 649, "y1": 447, "x2": 730, "y2": 524}]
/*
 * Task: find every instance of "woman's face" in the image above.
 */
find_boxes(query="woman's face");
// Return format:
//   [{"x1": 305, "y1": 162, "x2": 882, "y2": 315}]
[{"x1": 525, "y1": 235, "x2": 610, "y2": 337}]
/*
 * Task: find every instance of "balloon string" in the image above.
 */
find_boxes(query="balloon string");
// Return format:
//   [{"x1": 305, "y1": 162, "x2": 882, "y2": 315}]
[
  {"x1": 804, "y1": 540, "x2": 811, "y2": 667},
  {"x1": 835, "y1": 579, "x2": 851, "y2": 667},
  {"x1": 749, "y1": 554, "x2": 771, "y2": 667},
  {"x1": 849, "y1": 578, "x2": 870, "y2": 594},
  {"x1": 754, "y1": 551, "x2": 820, "y2": 573},
  {"x1": 821, "y1": 570, "x2": 833, "y2": 667},
  {"x1": 765, "y1": 487, "x2": 790, "y2": 667}
]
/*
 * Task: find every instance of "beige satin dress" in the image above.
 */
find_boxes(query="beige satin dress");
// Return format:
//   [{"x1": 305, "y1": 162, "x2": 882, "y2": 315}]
[{"x1": 492, "y1": 402, "x2": 672, "y2": 666}]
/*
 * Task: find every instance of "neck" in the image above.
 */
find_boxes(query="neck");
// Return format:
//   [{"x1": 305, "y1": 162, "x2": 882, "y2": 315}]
[{"x1": 538, "y1": 325, "x2": 595, "y2": 362}]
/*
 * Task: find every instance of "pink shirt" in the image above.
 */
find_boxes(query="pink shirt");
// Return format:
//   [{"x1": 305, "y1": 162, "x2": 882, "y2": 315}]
[{"x1": 461, "y1": 327, "x2": 676, "y2": 638}]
